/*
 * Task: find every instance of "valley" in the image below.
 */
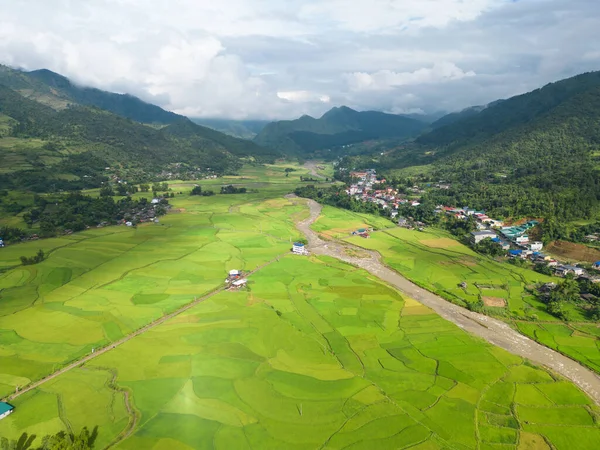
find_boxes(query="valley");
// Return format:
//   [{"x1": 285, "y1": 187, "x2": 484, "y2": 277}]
[
  {"x1": 1, "y1": 164, "x2": 600, "y2": 449},
  {"x1": 0, "y1": 58, "x2": 600, "y2": 450}
]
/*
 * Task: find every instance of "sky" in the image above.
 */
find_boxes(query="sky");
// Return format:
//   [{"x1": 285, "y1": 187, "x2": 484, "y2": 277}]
[{"x1": 0, "y1": 0, "x2": 599, "y2": 120}]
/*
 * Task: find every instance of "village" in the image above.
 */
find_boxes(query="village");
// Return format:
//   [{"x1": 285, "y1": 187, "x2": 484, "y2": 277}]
[{"x1": 345, "y1": 169, "x2": 600, "y2": 282}]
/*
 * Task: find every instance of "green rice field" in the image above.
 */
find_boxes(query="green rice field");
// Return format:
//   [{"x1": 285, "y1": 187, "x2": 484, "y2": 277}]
[
  {"x1": 311, "y1": 205, "x2": 394, "y2": 239},
  {"x1": 0, "y1": 192, "x2": 306, "y2": 399},
  {"x1": 344, "y1": 227, "x2": 553, "y2": 317},
  {"x1": 2, "y1": 255, "x2": 598, "y2": 449},
  {"x1": 335, "y1": 221, "x2": 600, "y2": 374}
]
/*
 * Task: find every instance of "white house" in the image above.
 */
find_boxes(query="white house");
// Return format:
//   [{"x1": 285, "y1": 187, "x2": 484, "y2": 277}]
[
  {"x1": 470, "y1": 230, "x2": 497, "y2": 244},
  {"x1": 0, "y1": 238, "x2": 4, "y2": 248},
  {"x1": 0, "y1": 402, "x2": 14, "y2": 420},
  {"x1": 151, "y1": 198, "x2": 160, "y2": 204},
  {"x1": 229, "y1": 269, "x2": 240, "y2": 277},
  {"x1": 292, "y1": 242, "x2": 308, "y2": 255},
  {"x1": 231, "y1": 279, "x2": 247, "y2": 288},
  {"x1": 529, "y1": 241, "x2": 544, "y2": 252},
  {"x1": 515, "y1": 235, "x2": 530, "y2": 245}
]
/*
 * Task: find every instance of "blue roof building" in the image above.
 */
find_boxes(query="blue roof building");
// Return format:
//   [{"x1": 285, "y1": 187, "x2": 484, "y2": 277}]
[{"x1": 0, "y1": 402, "x2": 14, "y2": 420}]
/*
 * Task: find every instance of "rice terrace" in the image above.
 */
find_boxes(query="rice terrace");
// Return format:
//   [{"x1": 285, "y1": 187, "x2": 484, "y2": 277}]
[{"x1": 1, "y1": 163, "x2": 600, "y2": 449}]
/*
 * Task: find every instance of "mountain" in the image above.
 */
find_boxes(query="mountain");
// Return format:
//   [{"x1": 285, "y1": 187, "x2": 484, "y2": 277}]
[
  {"x1": 191, "y1": 118, "x2": 269, "y2": 139},
  {"x1": 374, "y1": 71, "x2": 600, "y2": 220},
  {"x1": 254, "y1": 106, "x2": 427, "y2": 155},
  {"x1": 0, "y1": 82, "x2": 276, "y2": 192},
  {"x1": 430, "y1": 104, "x2": 493, "y2": 129},
  {"x1": 0, "y1": 65, "x2": 183, "y2": 124}
]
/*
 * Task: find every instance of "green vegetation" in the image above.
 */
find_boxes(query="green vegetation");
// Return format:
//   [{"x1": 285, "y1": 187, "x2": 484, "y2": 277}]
[
  {"x1": 254, "y1": 106, "x2": 426, "y2": 156},
  {"x1": 339, "y1": 71, "x2": 600, "y2": 221},
  {"x1": 0, "y1": 70, "x2": 281, "y2": 192},
  {"x1": 0, "y1": 190, "x2": 305, "y2": 399},
  {"x1": 2, "y1": 256, "x2": 598, "y2": 449},
  {"x1": 1, "y1": 428, "x2": 98, "y2": 450},
  {"x1": 191, "y1": 118, "x2": 269, "y2": 139}
]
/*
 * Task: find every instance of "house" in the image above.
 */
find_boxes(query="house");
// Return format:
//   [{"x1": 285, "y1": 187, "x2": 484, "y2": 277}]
[
  {"x1": 0, "y1": 402, "x2": 14, "y2": 420},
  {"x1": 555, "y1": 265, "x2": 585, "y2": 277},
  {"x1": 151, "y1": 198, "x2": 160, "y2": 204},
  {"x1": 0, "y1": 238, "x2": 4, "y2": 248},
  {"x1": 229, "y1": 269, "x2": 241, "y2": 278},
  {"x1": 230, "y1": 279, "x2": 247, "y2": 289},
  {"x1": 352, "y1": 228, "x2": 370, "y2": 238},
  {"x1": 509, "y1": 249, "x2": 523, "y2": 258},
  {"x1": 292, "y1": 242, "x2": 308, "y2": 255},
  {"x1": 593, "y1": 261, "x2": 600, "y2": 271},
  {"x1": 529, "y1": 241, "x2": 543, "y2": 252},
  {"x1": 515, "y1": 235, "x2": 530, "y2": 245},
  {"x1": 125, "y1": 221, "x2": 133, "y2": 227},
  {"x1": 491, "y1": 237, "x2": 510, "y2": 250},
  {"x1": 470, "y1": 230, "x2": 497, "y2": 244}
]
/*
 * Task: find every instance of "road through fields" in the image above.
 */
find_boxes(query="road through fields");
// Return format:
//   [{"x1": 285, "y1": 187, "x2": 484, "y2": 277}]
[{"x1": 295, "y1": 196, "x2": 600, "y2": 405}]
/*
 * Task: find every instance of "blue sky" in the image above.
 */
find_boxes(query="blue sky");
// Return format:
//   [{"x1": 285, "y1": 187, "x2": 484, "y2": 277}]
[{"x1": 0, "y1": 0, "x2": 598, "y2": 119}]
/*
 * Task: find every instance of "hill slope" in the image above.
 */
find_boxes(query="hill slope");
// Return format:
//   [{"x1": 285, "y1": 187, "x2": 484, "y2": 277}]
[
  {"x1": 254, "y1": 106, "x2": 427, "y2": 155},
  {"x1": 371, "y1": 71, "x2": 600, "y2": 219},
  {"x1": 0, "y1": 65, "x2": 183, "y2": 124},
  {"x1": 0, "y1": 84, "x2": 246, "y2": 191},
  {"x1": 191, "y1": 118, "x2": 269, "y2": 139}
]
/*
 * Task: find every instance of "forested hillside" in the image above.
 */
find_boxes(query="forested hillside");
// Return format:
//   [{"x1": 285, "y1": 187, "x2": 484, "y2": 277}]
[
  {"x1": 191, "y1": 118, "x2": 269, "y2": 139},
  {"x1": 254, "y1": 106, "x2": 426, "y2": 155},
  {"x1": 0, "y1": 64, "x2": 183, "y2": 124},
  {"x1": 349, "y1": 71, "x2": 600, "y2": 220},
  {"x1": 0, "y1": 83, "x2": 272, "y2": 192}
]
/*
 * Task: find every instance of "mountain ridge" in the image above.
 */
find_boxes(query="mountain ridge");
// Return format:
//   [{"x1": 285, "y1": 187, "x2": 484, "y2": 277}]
[{"x1": 254, "y1": 106, "x2": 427, "y2": 155}]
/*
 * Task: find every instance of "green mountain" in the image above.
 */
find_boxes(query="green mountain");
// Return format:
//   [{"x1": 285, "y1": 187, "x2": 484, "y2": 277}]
[
  {"x1": 254, "y1": 106, "x2": 427, "y2": 155},
  {"x1": 0, "y1": 65, "x2": 183, "y2": 124},
  {"x1": 0, "y1": 83, "x2": 274, "y2": 192},
  {"x1": 374, "y1": 71, "x2": 600, "y2": 219},
  {"x1": 191, "y1": 118, "x2": 269, "y2": 139}
]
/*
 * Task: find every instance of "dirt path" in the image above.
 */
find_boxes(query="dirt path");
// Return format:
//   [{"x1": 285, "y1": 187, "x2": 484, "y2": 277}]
[
  {"x1": 304, "y1": 161, "x2": 327, "y2": 180},
  {"x1": 295, "y1": 197, "x2": 600, "y2": 405},
  {"x1": 2, "y1": 257, "x2": 282, "y2": 404}
]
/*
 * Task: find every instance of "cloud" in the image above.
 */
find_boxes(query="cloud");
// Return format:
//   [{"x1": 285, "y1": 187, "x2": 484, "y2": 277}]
[
  {"x1": 345, "y1": 63, "x2": 476, "y2": 91},
  {"x1": 0, "y1": 0, "x2": 598, "y2": 119}
]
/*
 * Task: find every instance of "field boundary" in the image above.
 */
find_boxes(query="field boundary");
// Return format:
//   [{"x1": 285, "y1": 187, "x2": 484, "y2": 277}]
[{"x1": 1, "y1": 255, "x2": 284, "y2": 404}]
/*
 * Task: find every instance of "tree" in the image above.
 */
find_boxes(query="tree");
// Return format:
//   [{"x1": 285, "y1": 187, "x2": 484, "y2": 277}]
[
  {"x1": 99, "y1": 185, "x2": 114, "y2": 197},
  {"x1": 116, "y1": 184, "x2": 128, "y2": 196},
  {"x1": 0, "y1": 426, "x2": 98, "y2": 450},
  {"x1": 139, "y1": 184, "x2": 150, "y2": 192},
  {"x1": 190, "y1": 186, "x2": 202, "y2": 196}
]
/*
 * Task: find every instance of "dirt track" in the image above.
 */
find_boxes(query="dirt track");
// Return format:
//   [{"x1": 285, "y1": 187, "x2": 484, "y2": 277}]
[{"x1": 295, "y1": 197, "x2": 600, "y2": 405}]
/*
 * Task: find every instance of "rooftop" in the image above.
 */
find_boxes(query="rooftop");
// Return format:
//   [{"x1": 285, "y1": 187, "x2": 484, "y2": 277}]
[
  {"x1": 471, "y1": 230, "x2": 496, "y2": 236},
  {"x1": 0, "y1": 402, "x2": 13, "y2": 415}
]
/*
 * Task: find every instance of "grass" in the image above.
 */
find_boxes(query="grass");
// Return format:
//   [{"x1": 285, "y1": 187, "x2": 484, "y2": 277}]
[
  {"x1": 1, "y1": 256, "x2": 598, "y2": 449},
  {"x1": 311, "y1": 206, "x2": 394, "y2": 239},
  {"x1": 308, "y1": 207, "x2": 600, "y2": 376},
  {"x1": 0, "y1": 191, "x2": 306, "y2": 399},
  {"x1": 343, "y1": 227, "x2": 552, "y2": 317}
]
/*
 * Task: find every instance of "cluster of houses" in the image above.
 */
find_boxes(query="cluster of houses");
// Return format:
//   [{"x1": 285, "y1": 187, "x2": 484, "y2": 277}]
[
  {"x1": 462, "y1": 211, "x2": 600, "y2": 280},
  {"x1": 225, "y1": 269, "x2": 248, "y2": 290},
  {"x1": 346, "y1": 170, "x2": 422, "y2": 212},
  {"x1": 0, "y1": 237, "x2": 4, "y2": 248}
]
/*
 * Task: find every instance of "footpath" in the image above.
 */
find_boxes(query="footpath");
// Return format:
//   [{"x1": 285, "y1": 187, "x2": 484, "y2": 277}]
[
  {"x1": 294, "y1": 196, "x2": 600, "y2": 405},
  {"x1": 2, "y1": 257, "x2": 281, "y2": 403}
]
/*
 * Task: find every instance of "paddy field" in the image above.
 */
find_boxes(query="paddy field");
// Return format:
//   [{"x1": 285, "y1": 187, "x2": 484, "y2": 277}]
[
  {"x1": 1, "y1": 164, "x2": 599, "y2": 449},
  {"x1": 2, "y1": 256, "x2": 599, "y2": 449}
]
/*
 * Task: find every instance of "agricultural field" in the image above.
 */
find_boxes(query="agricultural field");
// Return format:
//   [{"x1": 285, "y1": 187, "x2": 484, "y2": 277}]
[
  {"x1": 0, "y1": 193, "x2": 306, "y2": 399},
  {"x1": 343, "y1": 227, "x2": 554, "y2": 318},
  {"x1": 311, "y1": 205, "x2": 394, "y2": 239},
  {"x1": 333, "y1": 221, "x2": 600, "y2": 375},
  {"x1": 2, "y1": 256, "x2": 598, "y2": 449}
]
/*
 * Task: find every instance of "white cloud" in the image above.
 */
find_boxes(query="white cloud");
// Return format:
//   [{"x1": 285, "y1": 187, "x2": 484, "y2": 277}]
[
  {"x1": 345, "y1": 63, "x2": 476, "y2": 91},
  {"x1": 0, "y1": 0, "x2": 598, "y2": 119}
]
